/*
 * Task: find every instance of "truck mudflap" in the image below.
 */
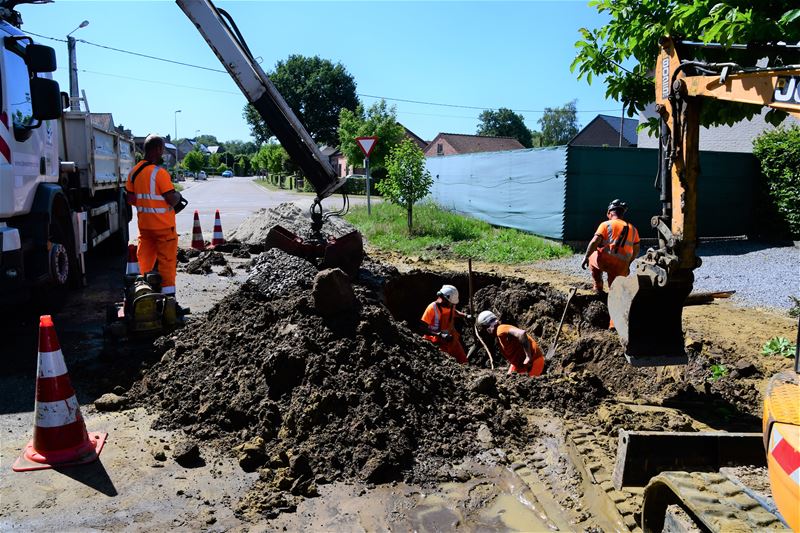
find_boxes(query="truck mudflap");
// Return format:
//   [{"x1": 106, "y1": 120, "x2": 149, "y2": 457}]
[{"x1": 641, "y1": 471, "x2": 786, "y2": 532}]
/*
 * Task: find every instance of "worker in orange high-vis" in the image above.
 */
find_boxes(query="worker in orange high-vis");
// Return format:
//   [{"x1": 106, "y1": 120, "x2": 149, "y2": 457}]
[
  {"x1": 476, "y1": 311, "x2": 545, "y2": 377},
  {"x1": 126, "y1": 134, "x2": 187, "y2": 298},
  {"x1": 581, "y1": 199, "x2": 640, "y2": 294},
  {"x1": 421, "y1": 284, "x2": 470, "y2": 364}
]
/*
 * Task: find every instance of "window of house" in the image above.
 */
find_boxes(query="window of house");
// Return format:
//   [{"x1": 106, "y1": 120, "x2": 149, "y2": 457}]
[{"x1": 437, "y1": 143, "x2": 443, "y2": 155}]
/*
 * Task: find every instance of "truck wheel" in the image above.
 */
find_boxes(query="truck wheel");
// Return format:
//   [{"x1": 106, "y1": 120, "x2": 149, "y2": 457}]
[{"x1": 49, "y1": 214, "x2": 81, "y2": 289}]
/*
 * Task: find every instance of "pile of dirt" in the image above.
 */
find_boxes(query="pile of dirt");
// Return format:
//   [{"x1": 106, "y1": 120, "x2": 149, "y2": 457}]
[
  {"x1": 131, "y1": 248, "x2": 608, "y2": 519},
  {"x1": 184, "y1": 251, "x2": 227, "y2": 275},
  {"x1": 228, "y1": 202, "x2": 358, "y2": 245}
]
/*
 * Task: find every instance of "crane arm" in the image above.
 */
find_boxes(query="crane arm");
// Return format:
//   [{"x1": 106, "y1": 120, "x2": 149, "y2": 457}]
[{"x1": 175, "y1": 0, "x2": 345, "y2": 201}]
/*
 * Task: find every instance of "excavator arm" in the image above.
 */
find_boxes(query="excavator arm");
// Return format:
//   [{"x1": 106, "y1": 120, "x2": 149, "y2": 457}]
[
  {"x1": 608, "y1": 37, "x2": 800, "y2": 366},
  {"x1": 176, "y1": 0, "x2": 363, "y2": 276},
  {"x1": 176, "y1": 0, "x2": 344, "y2": 201}
]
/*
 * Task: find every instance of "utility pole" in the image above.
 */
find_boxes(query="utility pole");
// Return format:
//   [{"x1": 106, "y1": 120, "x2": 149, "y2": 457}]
[{"x1": 66, "y1": 20, "x2": 89, "y2": 112}]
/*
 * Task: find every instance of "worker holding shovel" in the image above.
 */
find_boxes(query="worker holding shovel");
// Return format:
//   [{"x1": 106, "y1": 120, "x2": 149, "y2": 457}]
[
  {"x1": 421, "y1": 285, "x2": 470, "y2": 364},
  {"x1": 476, "y1": 311, "x2": 545, "y2": 376}
]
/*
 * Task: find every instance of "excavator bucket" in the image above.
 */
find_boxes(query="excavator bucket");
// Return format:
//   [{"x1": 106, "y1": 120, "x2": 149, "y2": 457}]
[
  {"x1": 608, "y1": 273, "x2": 691, "y2": 367},
  {"x1": 265, "y1": 225, "x2": 363, "y2": 278}
]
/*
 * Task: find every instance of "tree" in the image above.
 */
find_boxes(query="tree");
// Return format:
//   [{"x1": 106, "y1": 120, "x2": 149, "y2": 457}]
[
  {"x1": 251, "y1": 143, "x2": 291, "y2": 176},
  {"x1": 477, "y1": 108, "x2": 533, "y2": 148},
  {"x1": 222, "y1": 139, "x2": 258, "y2": 156},
  {"x1": 244, "y1": 54, "x2": 358, "y2": 146},
  {"x1": 208, "y1": 152, "x2": 221, "y2": 169},
  {"x1": 571, "y1": 1, "x2": 800, "y2": 129},
  {"x1": 538, "y1": 100, "x2": 579, "y2": 146},
  {"x1": 753, "y1": 126, "x2": 800, "y2": 238},
  {"x1": 530, "y1": 130, "x2": 543, "y2": 148},
  {"x1": 338, "y1": 99, "x2": 406, "y2": 177},
  {"x1": 378, "y1": 139, "x2": 433, "y2": 234},
  {"x1": 195, "y1": 134, "x2": 218, "y2": 146},
  {"x1": 182, "y1": 149, "x2": 205, "y2": 174},
  {"x1": 234, "y1": 154, "x2": 251, "y2": 176}
]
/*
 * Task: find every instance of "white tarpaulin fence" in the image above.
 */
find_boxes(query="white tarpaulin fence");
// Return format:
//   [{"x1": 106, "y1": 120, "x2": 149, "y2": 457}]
[{"x1": 424, "y1": 147, "x2": 567, "y2": 240}]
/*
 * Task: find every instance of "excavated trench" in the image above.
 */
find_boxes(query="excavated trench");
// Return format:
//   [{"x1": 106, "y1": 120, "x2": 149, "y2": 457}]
[{"x1": 127, "y1": 207, "x2": 768, "y2": 526}]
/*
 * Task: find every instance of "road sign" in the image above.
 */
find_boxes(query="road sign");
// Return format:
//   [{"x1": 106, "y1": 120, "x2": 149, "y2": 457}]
[{"x1": 356, "y1": 136, "x2": 377, "y2": 157}]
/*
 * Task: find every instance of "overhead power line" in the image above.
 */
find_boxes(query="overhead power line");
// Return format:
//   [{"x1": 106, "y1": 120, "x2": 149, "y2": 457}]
[{"x1": 29, "y1": 29, "x2": 621, "y2": 114}]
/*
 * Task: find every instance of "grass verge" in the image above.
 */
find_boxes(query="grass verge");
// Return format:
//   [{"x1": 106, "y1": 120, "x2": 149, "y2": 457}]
[{"x1": 346, "y1": 202, "x2": 571, "y2": 264}]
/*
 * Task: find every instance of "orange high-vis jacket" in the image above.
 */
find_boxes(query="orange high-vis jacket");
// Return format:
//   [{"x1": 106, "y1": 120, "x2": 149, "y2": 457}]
[
  {"x1": 421, "y1": 302, "x2": 457, "y2": 344},
  {"x1": 595, "y1": 219, "x2": 640, "y2": 264},
  {"x1": 126, "y1": 161, "x2": 176, "y2": 231},
  {"x1": 496, "y1": 324, "x2": 544, "y2": 375}
]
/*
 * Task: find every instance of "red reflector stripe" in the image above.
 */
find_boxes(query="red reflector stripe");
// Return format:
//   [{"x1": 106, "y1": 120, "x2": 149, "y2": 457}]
[
  {"x1": 772, "y1": 436, "x2": 800, "y2": 476},
  {"x1": 0, "y1": 136, "x2": 10, "y2": 163},
  {"x1": 36, "y1": 374, "x2": 76, "y2": 403}
]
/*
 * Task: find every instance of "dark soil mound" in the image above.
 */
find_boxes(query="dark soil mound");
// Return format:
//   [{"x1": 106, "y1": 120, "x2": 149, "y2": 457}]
[{"x1": 131, "y1": 249, "x2": 609, "y2": 519}]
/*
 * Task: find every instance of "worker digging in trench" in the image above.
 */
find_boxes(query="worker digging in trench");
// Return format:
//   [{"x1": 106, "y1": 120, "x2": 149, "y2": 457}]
[
  {"x1": 476, "y1": 311, "x2": 545, "y2": 377},
  {"x1": 580, "y1": 199, "x2": 640, "y2": 295},
  {"x1": 420, "y1": 285, "x2": 472, "y2": 365}
]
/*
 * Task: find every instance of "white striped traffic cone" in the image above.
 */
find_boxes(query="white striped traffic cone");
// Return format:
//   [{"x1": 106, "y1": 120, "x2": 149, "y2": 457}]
[
  {"x1": 210, "y1": 209, "x2": 225, "y2": 247},
  {"x1": 13, "y1": 315, "x2": 107, "y2": 472},
  {"x1": 125, "y1": 243, "x2": 140, "y2": 276},
  {"x1": 191, "y1": 210, "x2": 205, "y2": 251}
]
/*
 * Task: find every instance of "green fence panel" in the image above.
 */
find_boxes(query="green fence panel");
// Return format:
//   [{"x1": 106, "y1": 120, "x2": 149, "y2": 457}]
[{"x1": 564, "y1": 146, "x2": 758, "y2": 242}]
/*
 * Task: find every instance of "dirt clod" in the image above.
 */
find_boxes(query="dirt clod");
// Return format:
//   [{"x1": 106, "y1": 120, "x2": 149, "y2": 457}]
[
  {"x1": 172, "y1": 438, "x2": 201, "y2": 467},
  {"x1": 312, "y1": 268, "x2": 358, "y2": 316},
  {"x1": 94, "y1": 393, "x2": 126, "y2": 412}
]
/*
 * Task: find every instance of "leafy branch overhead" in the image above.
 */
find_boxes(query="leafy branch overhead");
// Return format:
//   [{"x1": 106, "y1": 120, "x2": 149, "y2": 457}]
[{"x1": 572, "y1": 1, "x2": 800, "y2": 128}]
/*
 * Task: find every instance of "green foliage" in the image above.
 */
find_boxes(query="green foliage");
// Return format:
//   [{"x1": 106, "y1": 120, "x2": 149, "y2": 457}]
[
  {"x1": 208, "y1": 152, "x2": 221, "y2": 169},
  {"x1": 181, "y1": 149, "x2": 205, "y2": 173},
  {"x1": 572, "y1": 1, "x2": 800, "y2": 129},
  {"x1": 378, "y1": 139, "x2": 433, "y2": 234},
  {"x1": 530, "y1": 130, "x2": 543, "y2": 148},
  {"x1": 708, "y1": 364, "x2": 728, "y2": 382},
  {"x1": 752, "y1": 126, "x2": 800, "y2": 238},
  {"x1": 244, "y1": 54, "x2": 358, "y2": 146},
  {"x1": 195, "y1": 134, "x2": 218, "y2": 146},
  {"x1": 234, "y1": 154, "x2": 251, "y2": 176},
  {"x1": 761, "y1": 337, "x2": 797, "y2": 358},
  {"x1": 477, "y1": 108, "x2": 533, "y2": 148},
  {"x1": 346, "y1": 202, "x2": 572, "y2": 264},
  {"x1": 252, "y1": 143, "x2": 291, "y2": 176},
  {"x1": 338, "y1": 99, "x2": 406, "y2": 175},
  {"x1": 221, "y1": 139, "x2": 258, "y2": 156},
  {"x1": 216, "y1": 163, "x2": 228, "y2": 174},
  {"x1": 538, "y1": 101, "x2": 580, "y2": 146}
]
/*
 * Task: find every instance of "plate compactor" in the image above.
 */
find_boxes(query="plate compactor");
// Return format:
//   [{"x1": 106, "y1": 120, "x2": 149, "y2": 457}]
[{"x1": 105, "y1": 271, "x2": 189, "y2": 338}]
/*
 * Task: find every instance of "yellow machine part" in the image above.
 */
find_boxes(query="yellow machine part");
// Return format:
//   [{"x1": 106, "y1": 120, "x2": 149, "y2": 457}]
[{"x1": 763, "y1": 371, "x2": 800, "y2": 531}]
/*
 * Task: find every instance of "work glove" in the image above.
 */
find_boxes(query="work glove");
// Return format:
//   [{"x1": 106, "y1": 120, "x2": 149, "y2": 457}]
[
  {"x1": 463, "y1": 313, "x2": 474, "y2": 321},
  {"x1": 174, "y1": 196, "x2": 189, "y2": 214},
  {"x1": 581, "y1": 256, "x2": 589, "y2": 270},
  {"x1": 439, "y1": 332, "x2": 452, "y2": 343}
]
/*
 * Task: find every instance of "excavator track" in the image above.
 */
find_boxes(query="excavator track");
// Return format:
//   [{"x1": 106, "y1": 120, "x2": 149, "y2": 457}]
[
  {"x1": 566, "y1": 421, "x2": 788, "y2": 532},
  {"x1": 641, "y1": 471, "x2": 785, "y2": 531}
]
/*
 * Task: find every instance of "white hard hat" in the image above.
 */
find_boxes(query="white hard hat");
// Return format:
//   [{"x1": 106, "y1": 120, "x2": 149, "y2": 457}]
[
  {"x1": 477, "y1": 310, "x2": 498, "y2": 328},
  {"x1": 437, "y1": 284, "x2": 459, "y2": 305}
]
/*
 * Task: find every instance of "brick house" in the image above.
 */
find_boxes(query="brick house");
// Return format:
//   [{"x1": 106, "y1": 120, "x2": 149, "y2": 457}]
[
  {"x1": 423, "y1": 133, "x2": 524, "y2": 157},
  {"x1": 569, "y1": 114, "x2": 638, "y2": 147}
]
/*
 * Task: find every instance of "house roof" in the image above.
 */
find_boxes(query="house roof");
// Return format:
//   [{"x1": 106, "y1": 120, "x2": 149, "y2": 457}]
[
  {"x1": 207, "y1": 145, "x2": 221, "y2": 154},
  {"x1": 401, "y1": 125, "x2": 428, "y2": 149},
  {"x1": 90, "y1": 113, "x2": 114, "y2": 132},
  {"x1": 428, "y1": 133, "x2": 525, "y2": 154},
  {"x1": 595, "y1": 114, "x2": 638, "y2": 145},
  {"x1": 318, "y1": 145, "x2": 338, "y2": 157}
]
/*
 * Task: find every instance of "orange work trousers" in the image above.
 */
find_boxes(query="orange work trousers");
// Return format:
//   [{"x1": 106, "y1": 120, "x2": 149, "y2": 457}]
[
  {"x1": 432, "y1": 332, "x2": 467, "y2": 365},
  {"x1": 589, "y1": 250, "x2": 629, "y2": 292},
  {"x1": 138, "y1": 227, "x2": 178, "y2": 295}
]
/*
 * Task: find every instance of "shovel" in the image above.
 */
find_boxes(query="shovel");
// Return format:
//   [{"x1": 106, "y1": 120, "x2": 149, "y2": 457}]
[
  {"x1": 545, "y1": 286, "x2": 577, "y2": 361},
  {"x1": 468, "y1": 258, "x2": 494, "y2": 370}
]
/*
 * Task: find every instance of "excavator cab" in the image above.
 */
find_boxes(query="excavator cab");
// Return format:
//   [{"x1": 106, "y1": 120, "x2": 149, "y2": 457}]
[{"x1": 610, "y1": 37, "x2": 800, "y2": 367}]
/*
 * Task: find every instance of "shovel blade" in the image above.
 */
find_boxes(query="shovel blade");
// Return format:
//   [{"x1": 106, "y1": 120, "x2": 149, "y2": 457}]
[{"x1": 608, "y1": 272, "x2": 691, "y2": 367}]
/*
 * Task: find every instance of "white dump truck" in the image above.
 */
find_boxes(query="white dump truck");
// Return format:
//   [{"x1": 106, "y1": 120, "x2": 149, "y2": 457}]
[{"x1": 0, "y1": 1, "x2": 132, "y2": 305}]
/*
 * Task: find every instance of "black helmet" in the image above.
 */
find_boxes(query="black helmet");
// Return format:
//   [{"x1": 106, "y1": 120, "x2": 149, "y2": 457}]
[{"x1": 607, "y1": 199, "x2": 628, "y2": 214}]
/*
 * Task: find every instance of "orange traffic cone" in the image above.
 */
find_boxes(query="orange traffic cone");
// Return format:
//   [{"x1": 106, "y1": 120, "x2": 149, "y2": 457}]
[
  {"x1": 210, "y1": 209, "x2": 225, "y2": 248},
  {"x1": 13, "y1": 315, "x2": 107, "y2": 472},
  {"x1": 191, "y1": 210, "x2": 205, "y2": 250},
  {"x1": 125, "y1": 243, "x2": 140, "y2": 276}
]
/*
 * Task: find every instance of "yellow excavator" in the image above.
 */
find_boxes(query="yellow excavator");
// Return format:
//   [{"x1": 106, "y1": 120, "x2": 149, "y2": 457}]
[{"x1": 608, "y1": 37, "x2": 800, "y2": 531}]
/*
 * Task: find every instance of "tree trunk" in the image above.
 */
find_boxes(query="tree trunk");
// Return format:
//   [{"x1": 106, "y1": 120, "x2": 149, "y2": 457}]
[{"x1": 407, "y1": 203, "x2": 413, "y2": 235}]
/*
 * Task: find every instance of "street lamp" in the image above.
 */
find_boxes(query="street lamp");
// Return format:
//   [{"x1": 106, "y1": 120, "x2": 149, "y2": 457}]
[
  {"x1": 174, "y1": 110, "x2": 182, "y2": 167},
  {"x1": 67, "y1": 20, "x2": 89, "y2": 111}
]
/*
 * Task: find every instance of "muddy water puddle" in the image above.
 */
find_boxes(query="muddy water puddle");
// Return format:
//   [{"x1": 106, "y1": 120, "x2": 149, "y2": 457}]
[{"x1": 269, "y1": 458, "x2": 571, "y2": 532}]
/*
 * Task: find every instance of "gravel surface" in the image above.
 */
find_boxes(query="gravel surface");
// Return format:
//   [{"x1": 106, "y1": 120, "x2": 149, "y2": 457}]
[{"x1": 534, "y1": 241, "x2": 799, "y2": 312}]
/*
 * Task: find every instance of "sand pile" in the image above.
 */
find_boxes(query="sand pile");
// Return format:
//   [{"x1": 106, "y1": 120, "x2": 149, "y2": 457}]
[{"x1": 228, "y1": 202, "x2": 358, "y2": 245}]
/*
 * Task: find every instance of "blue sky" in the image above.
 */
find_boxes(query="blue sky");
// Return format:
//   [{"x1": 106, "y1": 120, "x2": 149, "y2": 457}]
[{"x1": 18, "y1": 0, "x2": 617, "y2": 145}]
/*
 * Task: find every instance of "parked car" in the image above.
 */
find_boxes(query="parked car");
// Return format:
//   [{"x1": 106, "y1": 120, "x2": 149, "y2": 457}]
[
  {"x1": 222, "y1": 170, "x2": 233, "y2": 178},
  {"x1": 195, "y1": 171, "x2": 207, "y2": 181},
  {"x1": 184, "y1": 171, "x2": 195, "y2": 179}
]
